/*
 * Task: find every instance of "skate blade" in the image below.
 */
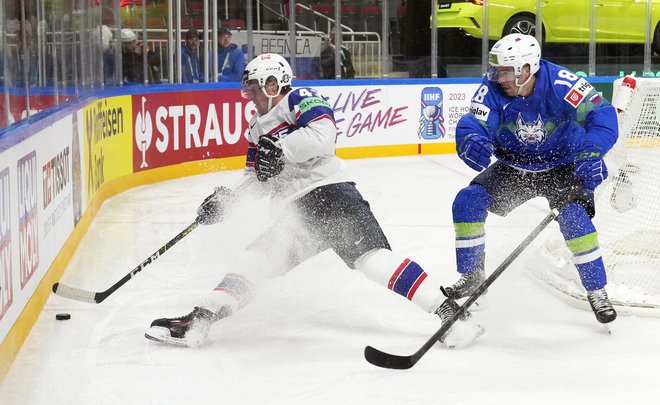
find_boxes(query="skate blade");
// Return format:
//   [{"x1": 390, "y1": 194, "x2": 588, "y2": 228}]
[
  {"x1": 145, "y1": 327, "x2": 201, "y2": 348},
  {"x1": 457, "y1": 295, "x2": 489, "y2": 311},
  {"x1": 601, "y1": 324, "x2": 612, "y2": 335},
  {"x1": 442, "y1": 321, "x2": 486, "y2": 349},
  {"x1": 471, "y1": 296, "x2": 489, "y2": 311},
  {"x1": 144, "y1": 332, "x2": 193, "y2": 347}
]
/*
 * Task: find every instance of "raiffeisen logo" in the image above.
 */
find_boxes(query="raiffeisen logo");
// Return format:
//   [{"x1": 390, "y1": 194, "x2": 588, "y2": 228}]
[{"x1": 132, "y1": 91, "x2": 252, "y2": 172}]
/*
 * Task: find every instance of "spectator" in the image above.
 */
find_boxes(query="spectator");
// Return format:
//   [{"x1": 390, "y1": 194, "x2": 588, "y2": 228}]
[
  {"x1": 181, "y1": 28, "x2": 203, "y2": 83},
  {"x1": 98, "y1": 25, "x2": 116, "y2": 84},
  {"x1": 121, "y1": 28, "x2": 143, "y2": 83},
  {"x1": 216, "y1": 27, "x2": 245, "y2": 82},
  {"x1": 121, "y1": 28, "x2": 158, "y2": 84},
  {"x1": 320, "y1": 33, "x2": 355, "y2": 79}
]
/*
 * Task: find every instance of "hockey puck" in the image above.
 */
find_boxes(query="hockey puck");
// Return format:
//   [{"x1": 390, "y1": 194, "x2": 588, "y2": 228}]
[{"x1": 55, "y1": 313, "x2": 71, "y2": 321}]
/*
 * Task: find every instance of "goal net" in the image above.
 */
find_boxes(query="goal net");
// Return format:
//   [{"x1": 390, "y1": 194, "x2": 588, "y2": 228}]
[{"x1": 529, "y1": 76, "x2": 660, "y2": 315}]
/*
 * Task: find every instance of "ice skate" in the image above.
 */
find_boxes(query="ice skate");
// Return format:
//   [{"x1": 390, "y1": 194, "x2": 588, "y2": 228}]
[
  {"x1": 442, "y1": 267, "x2": 486, "y2": 300},
  {"x1": 435, "y1": 298, "x2": 485, "y2": 349},
  {"x1": 587, "y1": 288, "x2": 617, "y2": 324},
  {"x1": 145, "y1": 306, "x2": 228, "y2": 347}
]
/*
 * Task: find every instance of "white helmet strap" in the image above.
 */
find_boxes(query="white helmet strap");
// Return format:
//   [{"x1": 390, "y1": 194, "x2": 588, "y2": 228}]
[
  {"x1": 515, "y1": 67, "x2": 534, "y2": 95},
  {"x1": 260, "y1": 79, "x2": 282, "y2": 113}
]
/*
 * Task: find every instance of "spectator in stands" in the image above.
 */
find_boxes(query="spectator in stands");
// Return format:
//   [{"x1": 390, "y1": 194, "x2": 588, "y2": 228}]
[
  {"x1": 181, "y1": 28, "x2": 203, "y2": 83},
  {"x1": 217, "y1": 27, "x2": 245, "y2": 82},
  {"x1": 121, "y1": 28, "x2": 159, "y2": 84},
  {"x1": 320, "y1": 33, "x2": 355, "y2": 79},
  {"x1": 121, "y1": 28, "x2": 144, "y2": 83},
  {"x1": 98, "y1": 25, "x2": 116, "y2": 84}
]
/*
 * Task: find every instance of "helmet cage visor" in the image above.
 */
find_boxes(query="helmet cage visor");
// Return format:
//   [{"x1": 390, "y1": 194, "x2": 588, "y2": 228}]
[
  {"x1": 241, "y1": 76, "x2": 282, "y2": 100},
  {"x1": 486, "y1": 67, "x2": 517, "y2": 82}
]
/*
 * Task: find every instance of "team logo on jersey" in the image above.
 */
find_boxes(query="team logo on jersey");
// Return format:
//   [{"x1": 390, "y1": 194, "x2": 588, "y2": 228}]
[
  {"x1": 515, "y1": 113, "x2": 547, "y2": 145},
  {"x1": 564, "y1": 78, "x2": 593, "y2": 108},
  {"x1": 418, "y1": 87, "x2": 446, "y2": 140}
]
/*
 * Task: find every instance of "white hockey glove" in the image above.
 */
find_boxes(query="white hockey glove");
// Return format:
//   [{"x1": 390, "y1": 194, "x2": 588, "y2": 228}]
[
  {"x1": 196, "y1": 186, "x2": 233, "y2": 225},
  {"x1": 256, "y1": 135, "x2": 284, "y2": 182}
]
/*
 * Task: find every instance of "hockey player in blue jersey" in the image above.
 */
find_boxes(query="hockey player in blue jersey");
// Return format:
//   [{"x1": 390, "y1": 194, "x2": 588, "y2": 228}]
[
  {"x1": 145, "y1": 53, "x2": 484, "y2": 348},
  {"x1": 444, "y1": 34, "x2": 618, "y2": 324}
]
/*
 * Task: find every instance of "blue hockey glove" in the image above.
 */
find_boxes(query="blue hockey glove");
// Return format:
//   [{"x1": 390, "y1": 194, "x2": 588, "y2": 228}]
[
  {"x1": 256, "y1": 135, "x2": 284, "y2": 182},
  {"x1": 458, "y1": 134, "x2": 494, "y2": 172},
  {"x1": 574, "y1": 146, "x2": 608, "y2": 191},
  {"x1": 196, "y1": 186, "x2": 233, "y2": 225}
]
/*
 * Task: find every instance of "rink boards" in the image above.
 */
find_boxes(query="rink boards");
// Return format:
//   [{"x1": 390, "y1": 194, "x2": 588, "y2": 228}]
[{"x1": 0, "y1": 76, "x2": 617, "y2": 382}]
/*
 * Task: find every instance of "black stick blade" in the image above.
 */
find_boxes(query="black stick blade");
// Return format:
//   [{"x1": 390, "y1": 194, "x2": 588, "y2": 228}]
[{"x1": 364, "y1": 346, "x2": 416, "y2": 369}]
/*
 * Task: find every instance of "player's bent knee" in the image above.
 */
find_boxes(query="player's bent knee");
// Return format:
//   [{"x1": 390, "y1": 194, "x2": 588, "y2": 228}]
[{"x1": 452, "y1": 184, "x2": 492, "y2": 220}]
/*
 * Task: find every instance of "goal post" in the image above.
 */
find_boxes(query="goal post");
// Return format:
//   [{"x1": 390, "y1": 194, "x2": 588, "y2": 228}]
[{"x1": 529, "y1": 76, "x2": 660, "y2": 316}]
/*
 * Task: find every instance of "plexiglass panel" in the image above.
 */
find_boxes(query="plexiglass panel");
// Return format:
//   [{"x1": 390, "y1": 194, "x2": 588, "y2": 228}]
[{"x1": 1, "y1": 0, "x2": 659, "y2": 129}]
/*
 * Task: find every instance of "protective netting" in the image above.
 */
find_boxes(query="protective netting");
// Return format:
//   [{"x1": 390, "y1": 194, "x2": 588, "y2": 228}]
[{"x1": 530, "y1": 77, "x2": 660, "y2": 314}]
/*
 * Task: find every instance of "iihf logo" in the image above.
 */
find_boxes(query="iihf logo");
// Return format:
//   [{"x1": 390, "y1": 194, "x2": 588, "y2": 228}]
[{"x1": 418, "y1": 87, "x2": 446, "y2": 140}]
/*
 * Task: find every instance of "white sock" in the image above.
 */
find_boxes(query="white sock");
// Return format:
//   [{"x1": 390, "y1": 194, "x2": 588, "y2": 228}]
[
  {"x1": 355, "y1": 248, "x2": 444, "y2": 313},
  {"x1": 200, "y1": 272, "x2": 256, "y2": 315}
]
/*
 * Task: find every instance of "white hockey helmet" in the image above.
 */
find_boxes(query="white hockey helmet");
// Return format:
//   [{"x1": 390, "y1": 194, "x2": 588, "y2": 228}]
[
  {"x1": 488, "y1": 33, "x2": 541, "y2": 78},
  {"x1": 242, "y1": 53, "x2": 293, "y2": 92}
]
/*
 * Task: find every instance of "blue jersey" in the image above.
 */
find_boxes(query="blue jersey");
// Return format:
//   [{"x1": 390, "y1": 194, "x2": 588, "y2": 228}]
[{"x1": 456, "y1": 60, "x2": 618, "y2": 171}]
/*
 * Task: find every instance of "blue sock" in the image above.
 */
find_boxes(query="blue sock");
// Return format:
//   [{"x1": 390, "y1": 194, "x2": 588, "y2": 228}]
[
  {"x1": 452, "y1": 185, "x2": 492, "y2": 274},
  {"x1": 557, "y1": 203, "x2": 607, "y2": 291}
]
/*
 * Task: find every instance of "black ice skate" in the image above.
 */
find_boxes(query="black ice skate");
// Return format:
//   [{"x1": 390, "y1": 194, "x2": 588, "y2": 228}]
[
  {"x1": 587, "y1": 288, "x2": 617, "y2": 324},
  {"x1": 434, "y1": 298, "x2": 484, "y2": 348},
  {"x1": 145, "y1": 306, "x2": 229, "y2": 347},
  {"x1": 442, "y1": 266, "x2": 486, "y2": 299}
]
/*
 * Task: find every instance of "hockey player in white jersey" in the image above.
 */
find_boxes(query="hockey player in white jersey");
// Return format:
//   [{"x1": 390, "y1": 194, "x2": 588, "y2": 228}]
[{"x1": 145, "y1": 53, "x2": 484, "y2": 348}]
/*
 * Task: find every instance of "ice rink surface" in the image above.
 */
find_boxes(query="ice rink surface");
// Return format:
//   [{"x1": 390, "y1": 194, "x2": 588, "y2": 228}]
[{"x1": 1, "y1": 155, "x2": 659, "y2": 405}]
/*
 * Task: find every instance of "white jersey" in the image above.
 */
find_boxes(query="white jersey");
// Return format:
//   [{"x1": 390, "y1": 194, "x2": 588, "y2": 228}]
[{"x1": 239, "y1": 87, "x2": 352, "y2": 207}]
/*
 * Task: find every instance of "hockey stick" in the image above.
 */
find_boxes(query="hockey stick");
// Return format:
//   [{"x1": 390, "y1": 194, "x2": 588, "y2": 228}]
[
  {"x1": 364, "y1": 209, "x2": 559, "y2": 369},
  {"x1": 52, "y1": 221, "x2": 199, "y2": 304}
]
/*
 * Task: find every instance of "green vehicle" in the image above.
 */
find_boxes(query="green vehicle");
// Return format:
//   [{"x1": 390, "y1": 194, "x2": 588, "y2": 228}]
[{"x1": 436, "y1": 0, "x2": 660, "y2": 55}]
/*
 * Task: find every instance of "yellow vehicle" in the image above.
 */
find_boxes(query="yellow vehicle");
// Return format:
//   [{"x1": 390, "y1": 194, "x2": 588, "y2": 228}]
[{"x1": 436, "y1": 0, "x2": 660, "y2": 55}]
